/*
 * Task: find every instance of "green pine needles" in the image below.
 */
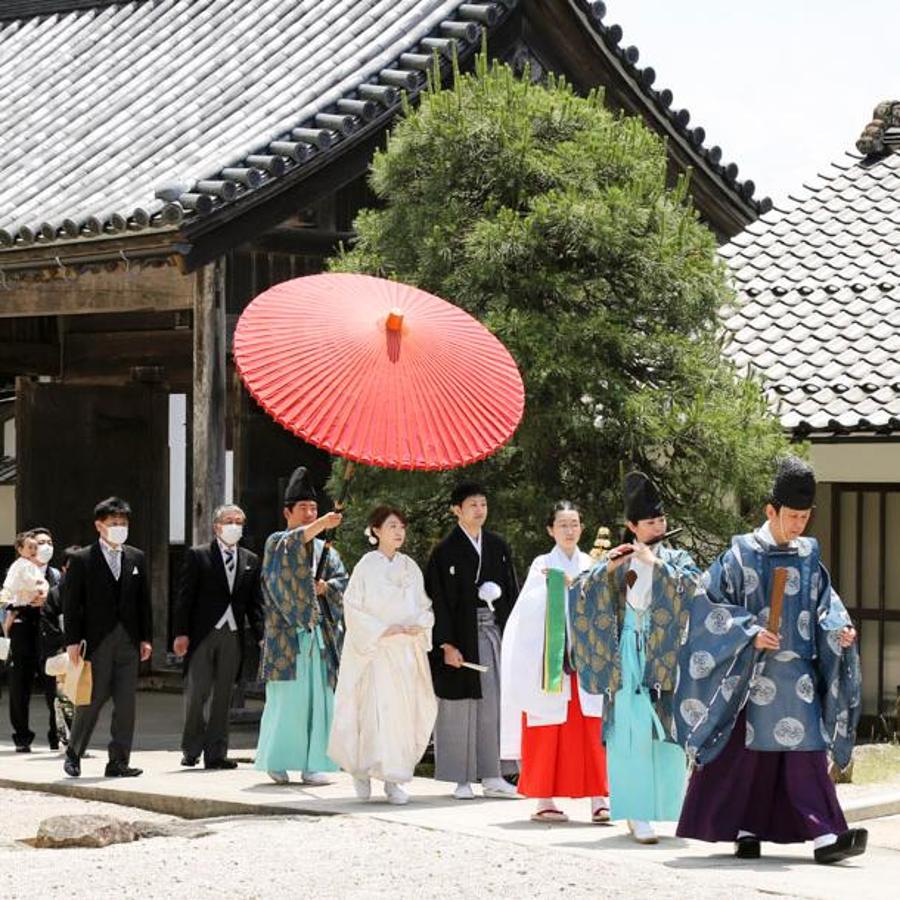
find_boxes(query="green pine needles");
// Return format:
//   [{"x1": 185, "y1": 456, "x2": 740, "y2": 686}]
[{"x1": 329, "y1": 51, "x2": 793, "y2": 566}]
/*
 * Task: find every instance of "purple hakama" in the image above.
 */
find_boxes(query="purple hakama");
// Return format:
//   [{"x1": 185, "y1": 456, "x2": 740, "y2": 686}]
[{"x1": 677, "y1": 711, "x2": 847, "y2": 843}]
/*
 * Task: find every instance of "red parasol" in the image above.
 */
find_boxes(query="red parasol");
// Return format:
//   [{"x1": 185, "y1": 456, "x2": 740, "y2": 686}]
[{"x1": 233, "y1": 273, "x2": 525, "y2": 470}]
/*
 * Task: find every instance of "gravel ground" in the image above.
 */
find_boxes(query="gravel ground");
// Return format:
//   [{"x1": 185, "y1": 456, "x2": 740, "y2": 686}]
[{"x1": 0, "y1": 788, "x2": 769, "y2": 900}]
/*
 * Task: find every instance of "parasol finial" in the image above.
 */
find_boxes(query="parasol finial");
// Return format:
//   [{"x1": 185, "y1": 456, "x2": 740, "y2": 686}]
[{"x1": 386, "y1": 307, "x2": 404, "y2": 332}]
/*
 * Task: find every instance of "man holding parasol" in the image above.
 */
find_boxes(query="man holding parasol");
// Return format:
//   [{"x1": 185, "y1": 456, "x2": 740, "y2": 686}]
[{"x1": 253, "y1": 467, "x2": 346, "y2": 785}]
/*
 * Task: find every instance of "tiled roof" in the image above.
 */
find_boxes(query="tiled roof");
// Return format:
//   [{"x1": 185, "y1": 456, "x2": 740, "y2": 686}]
[
  {"x1": 0, "y1": 0, "x2": 516, "y2": 252},
  {"x1": 0, "y1": 0, "x2": 765, "y2": 264},
  {"x1": 575, "y1": 1, "x2": 770, "y2": 217},
  {"x1": 721, "y1": 145, "x2": 900, "y2": 436}
]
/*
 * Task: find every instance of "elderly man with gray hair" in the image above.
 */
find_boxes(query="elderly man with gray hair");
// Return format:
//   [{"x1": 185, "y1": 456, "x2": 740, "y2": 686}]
[{"x1": 172, "y1": 504, "x2": 264, "y2": 769}]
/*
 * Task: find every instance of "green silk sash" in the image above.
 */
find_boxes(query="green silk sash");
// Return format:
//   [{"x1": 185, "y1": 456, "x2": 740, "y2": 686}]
[{"x1": 542, "y1": 568, "x2": 567, "y2": 694}]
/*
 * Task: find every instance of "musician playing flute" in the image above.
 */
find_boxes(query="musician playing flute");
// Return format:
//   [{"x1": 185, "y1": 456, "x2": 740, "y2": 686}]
[
  {"x1": 568, "y1": 471, "x2": 701, "y2": 844},
  {"x1": 675, "y1": 456, "x2": 866, "y2": 864}
]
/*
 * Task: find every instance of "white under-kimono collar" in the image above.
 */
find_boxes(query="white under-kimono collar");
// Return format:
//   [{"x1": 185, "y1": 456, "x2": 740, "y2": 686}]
[
  {"x1": 626, "y1": 542, "x2": 658, "y2": 612},
  {"x1": 756, "y1": 520, "x2": 797, "y2": 549},
  {"x1": 459, "y1": 526, "x2": 482, "y2": 557},
  {"x1": 547, "y1": 544, "x2": 589, "y2": 578}
]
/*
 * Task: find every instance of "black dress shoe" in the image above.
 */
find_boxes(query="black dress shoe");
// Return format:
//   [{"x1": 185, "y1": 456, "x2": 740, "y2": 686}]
[
  {"x1": 15, "y1": 745, "x2": 31, "y2": 754},
  {"x1": 815, "y1": 828, "x2": 868, "y2": 864},
  {"x1": 104, "y1": 761, "x2": 143, "y2": 778},
  {"x1": 181, "y1": 754, "x2": 199, "y2": 767},
  {"x1": 64, "y1": 752, "x2": 81, "y2": 778},
  {"x1": 204, "y1": 758, "x2": 238, "y2": 770},
  {"x1": 734, "y1": 836, "x2": 761, "y2": 859}
]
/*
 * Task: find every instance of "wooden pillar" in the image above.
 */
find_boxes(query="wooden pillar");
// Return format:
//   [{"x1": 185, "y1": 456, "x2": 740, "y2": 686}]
[{"x1": 191, "y1": 260, "x2": 226, "y2": 546}]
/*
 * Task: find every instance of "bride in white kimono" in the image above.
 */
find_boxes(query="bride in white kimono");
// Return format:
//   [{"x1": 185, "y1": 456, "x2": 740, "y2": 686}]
[{"x1": 328, "y1": 506, "x2": 437, "y2": 805}]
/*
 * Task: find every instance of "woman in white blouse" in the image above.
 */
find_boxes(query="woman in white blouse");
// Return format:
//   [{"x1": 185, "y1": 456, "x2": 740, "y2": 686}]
[{"x1": 327, "y1": 506, "x2": 437, "y2": 805}]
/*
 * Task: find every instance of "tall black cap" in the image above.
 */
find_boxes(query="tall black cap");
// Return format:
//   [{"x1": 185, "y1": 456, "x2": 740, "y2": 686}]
[
  {"x1": 283, "y1": 466, "x2": 317, "y2": 506},
  {"x1": 771, "y1": 456, "x2": 816, "y2": 510},
  {"x1": 623, "y1": 471, "x2": 664, "y2": 522}
]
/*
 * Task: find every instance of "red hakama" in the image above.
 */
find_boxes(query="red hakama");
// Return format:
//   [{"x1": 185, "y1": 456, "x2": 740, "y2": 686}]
[{"x1": 517, "y1": 673, "x2": 609, "y2": 798}]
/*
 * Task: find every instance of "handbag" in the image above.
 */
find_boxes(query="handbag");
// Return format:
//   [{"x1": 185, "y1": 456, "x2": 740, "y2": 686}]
[
  {"x1": 63, "y1": 641, "x2": 93, "y2": 705},
  {"x1": 45, "y1": 651, "x2": 68, "y2": 677}
]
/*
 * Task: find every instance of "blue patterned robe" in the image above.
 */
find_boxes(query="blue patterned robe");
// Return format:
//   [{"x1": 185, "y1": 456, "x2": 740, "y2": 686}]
[
  {"x1": 569, "y1": 546, "x2": 702, "y2": 729},
  {"x1": 674, "y1": 525, "x2": 861, "y2": 769},
  {"x1": 259, "y1": 528, "x2": 348, "y2": 687}
]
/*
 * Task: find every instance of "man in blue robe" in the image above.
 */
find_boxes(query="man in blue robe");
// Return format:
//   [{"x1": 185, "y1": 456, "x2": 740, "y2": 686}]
[
  {"x1": 675, "y1": 457, "x2": 866, "y2": 864},
  {"x1": 569, "y1": 472, "x2": 700, "y2": 844},
  {"x1": 254, "y1": 466, "x2": 347, "y2": 785}
]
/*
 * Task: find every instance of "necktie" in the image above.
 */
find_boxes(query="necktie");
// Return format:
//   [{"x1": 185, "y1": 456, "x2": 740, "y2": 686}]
[
  {"x1": 108, "y1": 548, "x2": 121, "y2": 581},
  {"x1": 224, "y1": 548, "x2": 235, "y2": 583}
]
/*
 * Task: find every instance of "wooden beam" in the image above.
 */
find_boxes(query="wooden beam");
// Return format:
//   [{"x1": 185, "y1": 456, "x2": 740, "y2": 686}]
[
  {"x1": 0, "y1": 265, "x2": 193, "y2": 318},
  {"x1": 191, "y1": 260, "x2": 226, "y2": 545},
  {"x1": 62, "y1": 328, "x2": 192, "y2": 377},
  {"x1": 0, "y1": 340, "x2": 58, "y2": 375},
  {"x1": 244, "y1": 228, "x2": 356, "y2": 256}
]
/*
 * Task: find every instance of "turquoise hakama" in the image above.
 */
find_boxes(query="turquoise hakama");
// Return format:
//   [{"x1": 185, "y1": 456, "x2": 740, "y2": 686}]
[
  {"x1": 254, "y1": 627, "x2": 337, "y2": 774},
  {"x1": 255, "y1": 523, "x2": 347, "y2": 776},
  {"x1": 606, "y1": 607, "x2": 686, "y2": 821}
]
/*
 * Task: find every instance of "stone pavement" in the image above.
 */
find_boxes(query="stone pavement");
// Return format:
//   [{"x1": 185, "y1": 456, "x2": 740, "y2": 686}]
[{"x1": 0, "y1": 690, "x2": 899, "y2": 898}]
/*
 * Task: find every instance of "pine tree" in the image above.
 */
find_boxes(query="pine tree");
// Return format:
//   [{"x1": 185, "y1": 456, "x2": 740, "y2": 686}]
[{"x1": 329, "y1": 53, "x2": 792, "y2": 566}]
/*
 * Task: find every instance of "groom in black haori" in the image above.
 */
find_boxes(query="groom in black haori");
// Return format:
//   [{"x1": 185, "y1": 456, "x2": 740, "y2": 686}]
[{"x1": 426, "y1": 481, "x2": 520, "y2": 800}]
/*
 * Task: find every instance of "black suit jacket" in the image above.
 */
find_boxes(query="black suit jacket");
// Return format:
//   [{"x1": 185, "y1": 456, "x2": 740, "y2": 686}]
[
  {"x1": 425, "y1": 526, "x2": 518, "y2": 700},
  {"x1": 62, "y1": 543, "x2": 153, "y2": 659},
  {"x1": 172, "y1": 541, "x2": 264, "y2": 675}
]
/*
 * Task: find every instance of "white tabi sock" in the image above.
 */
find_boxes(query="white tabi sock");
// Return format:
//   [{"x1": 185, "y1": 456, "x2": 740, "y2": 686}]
[
  {"x1": 813, "y1": 833, "x2": 838, "y2": 850},
  {"x1": 736, "y1": 830, "x2": 757, "y2": 839}
]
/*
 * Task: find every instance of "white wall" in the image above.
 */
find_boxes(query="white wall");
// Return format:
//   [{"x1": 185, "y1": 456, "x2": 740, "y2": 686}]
[
  {"x1": 3, "y1": 418, "x2": 14, "y2": 458},
  {"x1": 169, "y1": 394, "x2": 186, "y2": 543},
  {"x1": 0, "y1": 485, "x2": 14, "y2": 544},
  {"x1": 168, "y1": 394, "x2": 234, "y2": 544},
  {"x1": 810, "y1": 442, "x2": 900, "y2": 483}
]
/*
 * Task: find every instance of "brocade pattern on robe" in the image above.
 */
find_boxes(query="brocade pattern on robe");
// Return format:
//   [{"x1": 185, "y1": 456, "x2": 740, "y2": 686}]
[{"x1": 674, "y1": 530, "x2": 861, "y2": 769}]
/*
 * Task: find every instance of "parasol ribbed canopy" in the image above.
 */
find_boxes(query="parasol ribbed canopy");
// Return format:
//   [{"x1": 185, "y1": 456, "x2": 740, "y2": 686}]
[{"x1": 233, "y1": 273, "x2": 525, "y2": 470}]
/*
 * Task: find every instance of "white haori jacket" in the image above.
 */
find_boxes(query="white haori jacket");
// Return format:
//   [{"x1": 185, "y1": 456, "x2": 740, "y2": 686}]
[{"x1": 500, "y1": 545, "x2": 604, "y2": 760}]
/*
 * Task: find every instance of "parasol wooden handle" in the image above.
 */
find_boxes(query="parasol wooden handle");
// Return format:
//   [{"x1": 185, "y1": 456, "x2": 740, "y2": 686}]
[
  {"x1": 314, "y1": 460, "x2": 357, "y2": 582},
  {"x1": 767, "y1": 567, "x2": 788, "y2": 637}
]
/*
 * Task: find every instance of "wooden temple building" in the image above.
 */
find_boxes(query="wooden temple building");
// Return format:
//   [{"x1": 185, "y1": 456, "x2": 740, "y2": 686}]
[{"x1": 0, "y1": 0, "x2": 768, "y2": 665}]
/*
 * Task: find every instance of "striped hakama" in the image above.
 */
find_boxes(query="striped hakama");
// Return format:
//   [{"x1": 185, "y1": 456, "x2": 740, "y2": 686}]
[{"x1": 433, "y1": 609, "x2": 513, "y2": 783}]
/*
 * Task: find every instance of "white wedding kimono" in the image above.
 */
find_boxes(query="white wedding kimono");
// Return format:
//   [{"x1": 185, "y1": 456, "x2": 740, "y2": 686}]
[
  {"x1": 500, "y1": 545, "x2": 603, "y2": 760},
  {"x1": 327, "y1": 550, "x2": 438, "y2": 784}
]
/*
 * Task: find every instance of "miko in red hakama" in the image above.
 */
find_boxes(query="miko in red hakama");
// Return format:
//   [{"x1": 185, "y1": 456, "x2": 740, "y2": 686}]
[
  {"x1": 518, "y1": 673, "x2": 608, "y2": 800},
  {"x1": 500, "y1": 542, "x2": 610, "y2": 823}
]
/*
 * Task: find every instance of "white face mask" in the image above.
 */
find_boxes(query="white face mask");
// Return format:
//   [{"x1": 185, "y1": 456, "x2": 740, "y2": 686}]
[
  {"x1": 219, "y1": 524, "x2": 243, "y2": 546},
  {"x1": 105, "y1": 525, "x2": 129, "y2": 546},
  {"x1": 36, "y1": 544, "x2": 54, "y2": 564}
]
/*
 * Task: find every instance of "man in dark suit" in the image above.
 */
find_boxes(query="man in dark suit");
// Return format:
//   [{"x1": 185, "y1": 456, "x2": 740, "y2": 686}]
[
  {"x1": 6, "y1": 527, "x2": 60, "y2": 751},
  {"x1": 172, "y1": 504, "x2": 263, "y2": 769},
  {"x1": 62, "y1": 497, "x2": 152, "y2": 778},
  {"x1": 425, "y1": 481, "x2": 519, "y2": 800}
]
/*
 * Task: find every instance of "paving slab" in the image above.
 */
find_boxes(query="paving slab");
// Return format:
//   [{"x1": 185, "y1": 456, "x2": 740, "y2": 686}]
[{"x1": 0, "y1": 741, "x2": 898, "y2": 899}]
